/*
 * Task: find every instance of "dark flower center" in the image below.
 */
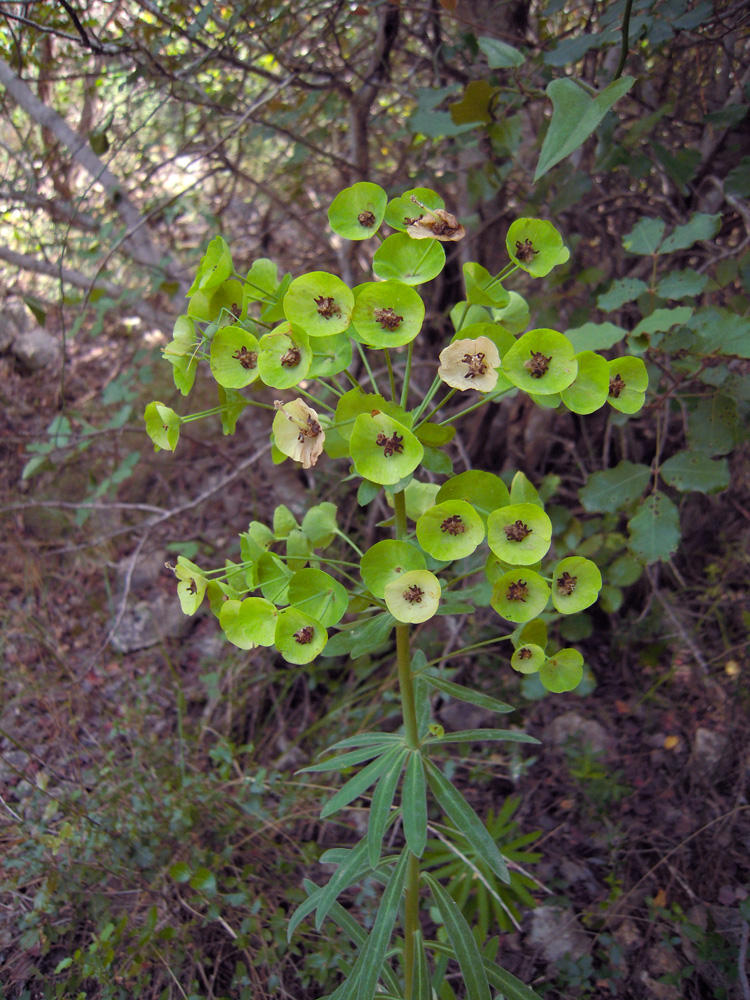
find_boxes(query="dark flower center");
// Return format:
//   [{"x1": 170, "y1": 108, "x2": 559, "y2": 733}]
[
  {"x1": 280, "y1": 345, "x2": 302, "y2": 367},
  {"x1": 232, "y1": 346, "x2": 257, "y2": 370},
  {"x1": 376, "y1": 431, "x2": 404, "y2": 457},
  {"x1": 441, "y1": 515, "x2": 466, "y2": 535},
  {"x1": 506, "y1": 580, "x2": 528, "y2": 602},
  {"x1": 294, "y1": 626, "x2": 315, "y2": 644},
  {"x1": 374, "y1": 307, "x2": 404, "y2": 331},
  {"x1": 403, "y1": 585, "x2": 424, "y2": 604},
  {"x1": 515, "y1": 239, "x2": 539, "y2": 263},
  {"x1": 518, "y1": 647, "x2": 533, "y2": 660},
  {"x1": 524, "y1": 350, "x2": 552, "y2": 378},
  {"x1": 314, "y1": 295, "x2": 341, "y2": 320},
  {"x1": 504, "y1": 520, "x2": 532, "y2": 542},
  {"x1": 556, "y1": 571, "x2": 577, "y2": 596},
  {"x1": 358, "y1": 210, "x2": 376, "y2": 227},
  {"x1": 609, "y1": 373, "x2": 626, "y2": 398},
  {"x1": 461, "y1": 352, "x2": 488, "y2": 379}
]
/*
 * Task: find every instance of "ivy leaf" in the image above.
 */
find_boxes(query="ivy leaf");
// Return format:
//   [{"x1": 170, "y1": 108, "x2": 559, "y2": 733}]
[
  {"x1": 627, "y1": 492, "x2": 681, "y2": 564},
  {"x1": 534, "y1": 76, "x2": 634, "y2": 181},
  {"x1": 660, "y1": 451, "x2": 730, "y2": 494},
  {"x1": 597, "y1": 278, "x2": 649, "y2": 311},
  {"x1": 579, "y1": 461, "x2": 651, "y2": 513},
  {"x1": 658, "y1": 212, "x2": 721, "y2": 254}
]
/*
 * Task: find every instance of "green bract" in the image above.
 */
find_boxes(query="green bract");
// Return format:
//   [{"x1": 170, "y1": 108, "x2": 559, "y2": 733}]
[
  {"x1": 188, "y1": 278, "x2": 245, "y2": 325},
  {"x1": 174, "y1": 557, "x2": 207, "y2": 615},
  {"x1": 437, "y1": 471, "x2": 510, "y2": 521},
  {"x1": 351, "y1": 281, "x2": 425, "y2": 348},
  {"x1": 384, "y1": 570, "x2": 441, "y2": 624},
  {"x1": 386, "y1": 479, "x2": 441, "y2": 521},
  {"x1": 452, "y1": 322, "x2": 516, "y2": 361},
  {"x1": 560, "y1": 351, "x2": 610, "y2": 414},
  {"x1": 539, "y1": 649, "x2": 584, "y2": 693},
  {"x1": 144, "y1": 401, "x2": 181, "y2": 452},
  {"x1": 210, "y1": 324, "x2": 260, "y2": 388},
  {"x1": 288, "y1": 568, "x2": 348, "y2": 627},
  {"x1": 492, "y1": 290, "x2": 530, "y2": 334},
  {"x1": 275, "y1": 608, "x2": 327, "y2": 664},
  {"x1": 607, "y1": 356, "x2": 648, "y2": 413},
  {"x1": 257, "y1": 325, "x2": 311, "y2": 389},
  {"x1": 220, "y1": 597, "x2": 278, "y2": 649},
  {"x1": 190, "y1": 235, "x2": 233, "y2": 294},
  {"x1": 510, "y1": 643, "x2": 546, "y2": 674},
  {"x1": 487, "y1": 503, "x2": 552, "y2": 565},
  {"x1": 307, "y1": 332, "x2": 353, "y2": 378},
  {"x1": 502, "y1": 329, "x2": 578, "y2": 395},
  {"x1": 373, "y1": 234, "x2": 446, "y2": 285},
  {"x1": 463, "y1": 262, "x2": 510, "y2": 308},
  {"x1": 506, "y1": 218, "x2": 570, "y2": 277},
  {"x1": 491, "y1": 569, "x2": 550, "y2": 623},
  {"x1": 283, "y1": 272, "x2": 354, "y2": 336},
  {"x1": 360, "y1": 539, "x2": 426, "y2": 598},
  {"x1": 163, "y1": 315, "x2": 199, "y2": 396},
  {"x1": 328, "y1": 182, "x2": 387, "y2": 240},
  {"x1": 257, "y1": 553, "x2": 293, "y2": 604},
  {"x1": 385, "y1": 188, "x2": 444, "y2": 232},
  {"x1": 335, "y1": 389, "x2": 412, "y2": 441},
  {"x1": 416, "y1": 500, "x2": 485, "y2": 560},
  {"x1": 350, "y1": 411, "x2": 423, "y2": 485},
  {"x1": 551, "y1": 556, "x2": 602, "y2": 614}
]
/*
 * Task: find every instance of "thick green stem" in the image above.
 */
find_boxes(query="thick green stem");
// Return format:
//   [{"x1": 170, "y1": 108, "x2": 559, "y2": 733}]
[{"x1": 393, "y1": 487, "x2": 421, "y2": 999}]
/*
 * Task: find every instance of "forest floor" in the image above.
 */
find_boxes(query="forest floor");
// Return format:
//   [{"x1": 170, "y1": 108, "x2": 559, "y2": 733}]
[{"x1": 1, "y1": 317, "x2": 749, "y2": 1000}]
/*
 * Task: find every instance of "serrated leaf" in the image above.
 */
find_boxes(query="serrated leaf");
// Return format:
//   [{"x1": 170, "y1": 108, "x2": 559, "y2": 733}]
[
  {"x1": 631, "y1": 306, "x2": 693, "y2": 338},
  {"x1": 660, "y1": 451, "x2": 730, "y2": 494},
  {"x1": 535, "y1": 76, "x2": 634, "y2": 181},
  {"x1": 622, "y1": 217, "x2": 666, "y2": 255},
  {"x1": 403, "y1": 751, "x2": 428, "y2": 858},
  {"x1": 658, "y1": 212, "x2": 721, "y2": 254},
  {"x1": 687, "y1": 395, "x2": 739, "y2": 455},
  {"x1": 656, "y1": 270, "x2": 708, "y2": 299},
  {"x1": 627, "y1": 492, "x2": 681, "y2": 564},
  {"x1": 579, "y1": 461, "x2": 651, "y2": 513},
  {"x1": 424, "y1": 673, "x2": 514, "y2": 715},
  {"x1": 423, "y1": 873, "x2": 492, "y2": 1000},
  {"x1": 597, "y1": 278, "x2": 649, "y2": 311},
  {"x1": 565, "y1": 322, "x2": 627, "y2": 352},
  {"x1": 425, "y1": 759, "x2": 509, "y2": 883}
]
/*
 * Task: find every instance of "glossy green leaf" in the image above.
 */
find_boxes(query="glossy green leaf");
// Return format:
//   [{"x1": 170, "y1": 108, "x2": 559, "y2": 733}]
[
  {"x1": 487, "y1": 503, "x2": 552, "y2": 565},
  {"x1": 385, "y1": 188, "x2": 444, "y2": 232},
  {"x1": 535, "y1": 76, "x2": 634, "y2": 181},
  {"x1": 360, "y1": 539, "x2": 426, "y2": 598},
  {"x1": 416, "y1": 500, "x2": 485, "y2": 560}
]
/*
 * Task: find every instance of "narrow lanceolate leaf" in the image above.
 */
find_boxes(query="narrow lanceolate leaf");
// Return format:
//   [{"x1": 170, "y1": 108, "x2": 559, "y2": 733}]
[
  {"x1": 413, "y1": 929, "x2": 432, "y2": 1000},
  {"x1": 314, "y1": 837, "x2": 371, "y2": 932},
  {"x1": 302, "y1": 880, "x2": 402, "y2": 997},
  {"x1": 403, "y1": 751, "x2": 428, "y2": 858},
  {"x1": 356, "y1": 849, "x2": 410, "y2": 1000},
  {"x1": 424, "y1": 674, "x2": 514, "y2": 715},
  {"x1": 423, "y1": 729, "x2": 540, "y2": 747},
  {"x1": 428, "y1": 940, "x2": 543, "y2": 1000},
  {"x1": 424, "y1": 759, "x2": 509, "y2": 884},
  {"x1": 320, "y1": 747, "x2": 403, "y2": 820},
  {"x1": 368, "y1": 748, "x2": 408, "y2": 868},
  {"x1": 297, "y1": 744, "x2": 395, "y2": 774},
  {"x1": 323, "y1": 732, "x2": 405, "y2": 753},
  {"x1": 423, "y1": 873, "x2": 492, "y2": 1000}
]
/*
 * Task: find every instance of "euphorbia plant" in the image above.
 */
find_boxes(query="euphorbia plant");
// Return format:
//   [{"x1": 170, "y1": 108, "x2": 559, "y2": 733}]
[{"x1": 146, "y1": 182, "x2": 646, "y2": 999}]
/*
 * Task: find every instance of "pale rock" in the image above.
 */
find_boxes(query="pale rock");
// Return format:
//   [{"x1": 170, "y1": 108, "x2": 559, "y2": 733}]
[
  {"x1": 544, "y1": 711, "x2": 611, "y2": 754},
  {"x1": 12, "y1": 326, "x2": 61, "y2": 372},
  {"x1": 528, "y1": 905, "x2": 591, "y2": 963},
  {"x1": 691, "y1": 727, "x2": 727, "y2": 778}
]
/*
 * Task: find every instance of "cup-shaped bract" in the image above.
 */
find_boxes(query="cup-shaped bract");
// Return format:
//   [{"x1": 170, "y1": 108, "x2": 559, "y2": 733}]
[
  {"x1": 144, "y1": 401, "x2": 181, "y2": 452},
  {"x1": 360, "y1": 539, "x2": 426, "y2": 598},
  {"x1": 511, "y1": 643, "x2": 546, "y2": 674},
  {"x1": 384, "y1": 569, "x2": 441, "y2": 624},
  {"x1": 174, "y1": 556, "x2": 207, "y2": 615},
  {"x1": 437, "y1": 470, "x2": 510, "y2": 522},
  {"x1": 220, "y1": 597, "x2": 278, "y2": 649},
  {"x1": 350, "y1": 411, "x2": 423, "y2": 485},
  {"x1": 258, "y1": 552, "x2": 293, "y2": 604},
  {"x1": 257, "y1": 325, "x2": 311, "y2": 389},
  {"x1": 373, "y1": 233, "x2": 446, "y2": 285},
  {"x1": 539, "y1": 648, "x2": 584, "y2": 693},
  {"x1": 551, "y1": 556, "x2": 602, "y2": 614},
  {"x1": 283, "y1": 272, "x2": 354, "y2": 337},
  {"x1": 416, "y1": 500, "x2": 485, "y2": 560},
  {"x1": 463, "y1": 262, "x2": 510, "y2": 309},
  {"x1": 191, "y1": 235, "x2": 233, "y2": 294},
  {"x1": 351, "y1": 281, "x2": 425, "y2": 348},
  {"x1": 385, "y1": 479, "x2": 441, "y2": 521},
  {"x1": 606, "y1": 356, "x2": 648, "y2": 414},
  {"x1": 491, "y1": 569, "x2": 550, "y2": 623},
  {"x1": 487, "y1": 503, "x2": 552, "y2": 565},
  {"x1": 188, "y1": 278, "x2": 246, "y2": 325},
  {"x1": 385, "y1": 188, "x2": 444, "y2": 232},
  {"x1": 272, "y1": 399, "x2": 325, "y2": 470},
  {"x1": 492, "y1": 290, "x2": 530, "y2": 335},
  {"x1": 438, "y1": 337, "x2": 501, "y2": 393},
  {"x1": 328, "y1": 182, "x2": 387, "y2": 240},
  {"x1": 288, "y1": 568, "x2": 348, "y2": 627},
  {"x1": 506, "y1": 218, "x2": 570, "y2": 277},
  {"x1": 275, "y1": 608, "x2": 327, "y2": 664},
  {"x1": 452, "y1": 322, "x2": 516, "y2": 361},
  {"x1": 502, "y1": 329, "x2": 578, "y2": 395},
  {"x1": 560, "y1": 350, "x2": 609, "y2": 414},
  {"x1": 307, "y1": 332, "x2": 353, "y2": 379},
  {"x1": 210, "y1": 324, "x2": 260, "y2": 388},
  {"x1": 335, "y1": 389, "x2": 412, "y2": 441}
]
